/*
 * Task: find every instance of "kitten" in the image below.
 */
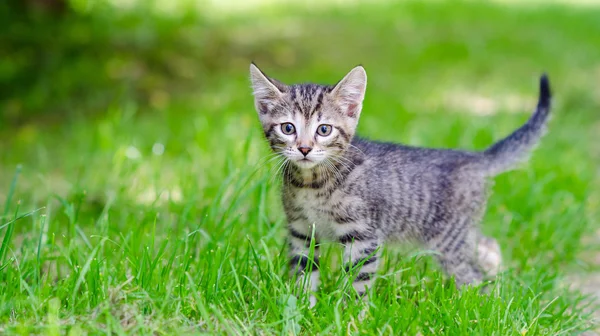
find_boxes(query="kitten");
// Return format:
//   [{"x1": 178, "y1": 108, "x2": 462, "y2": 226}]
[{"x1": 249, "y1": 63, "x2": 551, "y2": 304}]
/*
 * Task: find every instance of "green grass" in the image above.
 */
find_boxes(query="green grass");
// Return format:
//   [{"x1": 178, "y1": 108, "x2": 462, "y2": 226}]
[{"x1": 1, "y1": 0, "x2": 599, "y2": 334}]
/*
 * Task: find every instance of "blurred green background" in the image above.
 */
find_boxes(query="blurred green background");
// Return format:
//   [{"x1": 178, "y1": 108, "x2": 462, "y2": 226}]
[{"x1": 1, "y1": 0, "x2": 599, "y2": 334}]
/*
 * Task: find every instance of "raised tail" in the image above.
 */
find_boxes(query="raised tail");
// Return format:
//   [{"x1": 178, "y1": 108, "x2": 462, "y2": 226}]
[{"x1": 477, "y1": 74, "x2": 552, "y2": 176}]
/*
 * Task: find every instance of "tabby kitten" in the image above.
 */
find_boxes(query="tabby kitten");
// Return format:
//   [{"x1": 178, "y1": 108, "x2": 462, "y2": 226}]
[{"x1": 249, "y1": 63, "x2": 551, "y2": 303}]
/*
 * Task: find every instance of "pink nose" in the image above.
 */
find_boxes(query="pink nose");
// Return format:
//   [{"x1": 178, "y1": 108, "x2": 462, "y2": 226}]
[{"x1": 298, "y1": 146, "x2": 312, "y2": 157}]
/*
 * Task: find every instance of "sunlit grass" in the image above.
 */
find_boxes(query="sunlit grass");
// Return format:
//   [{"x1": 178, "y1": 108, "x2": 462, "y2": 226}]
[{"x1": 1, "y1": 0, "x2": 599, "y2": 334}]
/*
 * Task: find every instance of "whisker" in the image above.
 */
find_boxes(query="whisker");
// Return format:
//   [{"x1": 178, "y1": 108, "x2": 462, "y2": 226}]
[
  {"x1": 321, "y1": 161, "x2": 332, "y2": 184},
  {"x1": 266, "y1": 158, "x2": 280, "y2": 177},
  {"x1": 329, "y1": 154, "x2": 354, "y2": 173},
  {"x1": 330, "y1": 151, "x2": 355, "y2": 164},
  {"x1": 259, "y1": 155, "x2": 285, "y2": 177},
  {"x1": 282, "y1": 160, "x2": 292, "y2": 184},
  {"x1": 317, "y1": 162, "x2": 330, "y2": 188},
  {"x1": 273, "y1": 157, "x2": 288, "y2": 181},
  {"x1": 348, "y1": 143, "x2": 366, "y2": 156},
  {"x1": 254, "y1": 151, "x2": 283, "y2": 167},
  {"x1": 323, "y1": 158, "x2": 343, "y2": 185}
]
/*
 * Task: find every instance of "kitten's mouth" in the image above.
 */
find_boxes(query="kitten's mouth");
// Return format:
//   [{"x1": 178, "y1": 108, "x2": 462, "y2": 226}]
[{"x1": 295, "y1": 158, "x2": 318, "y2": 169}]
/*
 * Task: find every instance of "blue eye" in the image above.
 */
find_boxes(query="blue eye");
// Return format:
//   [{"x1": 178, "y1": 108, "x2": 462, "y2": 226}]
[
  {"x1": 281, "y1": 123, "x2": 296, "y2": 135},
  {"x1": 316, "y1": 124, "x2": 332, "y2": 136}
]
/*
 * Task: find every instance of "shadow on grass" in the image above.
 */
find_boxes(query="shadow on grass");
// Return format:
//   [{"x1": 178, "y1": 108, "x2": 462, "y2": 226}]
[{"x1": 0, "y1": 1, "x2": 263, "y2": 128}]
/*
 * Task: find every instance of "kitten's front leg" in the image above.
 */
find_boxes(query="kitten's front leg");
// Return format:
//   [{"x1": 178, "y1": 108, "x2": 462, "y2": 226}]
[
  {"x1": 288, "y1": 223, "x2": 320, "y2": 307},
  {"x1": 340, "y1": 233, "x2": 381, "y2": 297}
]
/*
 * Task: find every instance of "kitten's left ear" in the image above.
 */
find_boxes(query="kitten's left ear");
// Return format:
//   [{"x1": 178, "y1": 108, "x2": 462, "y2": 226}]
[
  {"x1": 330, "y1": 66, "x2": 367, "y2": 118},
  {"x1": 249, "y1": 63, "x2": 287, "y2": 115}
]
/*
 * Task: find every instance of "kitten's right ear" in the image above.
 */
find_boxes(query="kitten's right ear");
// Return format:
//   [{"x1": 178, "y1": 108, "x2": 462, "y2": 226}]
[
  {"x1": 249, "y1": 63, "x2": 286, "y2": 114},
  {"x1": 330, "y1": 65, "x2": 367, "y2": 118}
]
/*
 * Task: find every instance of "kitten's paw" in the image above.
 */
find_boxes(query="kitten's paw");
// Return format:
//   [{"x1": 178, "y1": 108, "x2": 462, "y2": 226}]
[
  {"x1": 477, "y1": 237, "x2": 502, "y2": 277},
  {"x1": 309, "y1": 295, "x2": 317, "y2": 308},
  {"x1": 358, "y1": 306, "x2": 368, "y2": 321}
]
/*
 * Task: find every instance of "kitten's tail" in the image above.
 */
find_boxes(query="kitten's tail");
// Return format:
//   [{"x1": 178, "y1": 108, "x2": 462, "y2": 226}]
[{"x1": 477, "y1": 74, "x2": 552, "y2": 176}]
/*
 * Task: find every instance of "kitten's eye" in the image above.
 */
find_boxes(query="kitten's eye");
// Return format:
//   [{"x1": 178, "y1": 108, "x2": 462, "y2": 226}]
[
  {"x1": 281, "y1": 123, "x2": 296, "y2": 135},
  {"x1": 316, "y1": 124, "x2": 332, "y2": 136}
]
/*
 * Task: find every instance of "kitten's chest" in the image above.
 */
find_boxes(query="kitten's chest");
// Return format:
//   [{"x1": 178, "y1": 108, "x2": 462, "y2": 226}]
[{"x1": 284, "y1": 188, "x2": 342, "y2": 239}]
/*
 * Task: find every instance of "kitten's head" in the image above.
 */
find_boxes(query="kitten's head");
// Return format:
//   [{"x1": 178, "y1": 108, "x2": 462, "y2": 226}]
[{"x1": 250, "y1": 64, "x2": 367, "y2": 169}]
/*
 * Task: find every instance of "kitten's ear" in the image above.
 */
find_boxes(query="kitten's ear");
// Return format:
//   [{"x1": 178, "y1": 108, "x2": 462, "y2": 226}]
[
  {"x1": 330, "y1": 66, "x2": 367, "y2": 118},
  {"x1": 249, "y1": 63, "x2": 287, "y2": 114}
]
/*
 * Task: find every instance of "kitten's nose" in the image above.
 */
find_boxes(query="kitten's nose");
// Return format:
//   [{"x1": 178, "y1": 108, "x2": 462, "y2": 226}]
[{"x1": 298, "y1": 146, "x2": 312, "y2": 157}]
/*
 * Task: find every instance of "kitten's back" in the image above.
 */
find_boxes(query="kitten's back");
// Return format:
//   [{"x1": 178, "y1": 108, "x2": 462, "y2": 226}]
[{"x1": 352, "y1": 74, "x2": 552, "y2": 178}]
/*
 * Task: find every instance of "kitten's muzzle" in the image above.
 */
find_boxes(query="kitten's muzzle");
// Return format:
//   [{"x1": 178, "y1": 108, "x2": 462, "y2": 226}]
[{"x1": 298, "y1": 146, "x2": 312, "y2": 157}]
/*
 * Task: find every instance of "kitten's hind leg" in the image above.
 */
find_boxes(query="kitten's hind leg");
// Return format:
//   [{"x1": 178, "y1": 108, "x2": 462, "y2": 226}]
[
  {"x1": 426, "y1": 220, "x2": 484, "y2": 287},
  {"x1": 438, "y1": 242, "x2": 484, "y2": 287},
  {"x1": 476, "y1": 234, "x2": 502, "y2": 278}
]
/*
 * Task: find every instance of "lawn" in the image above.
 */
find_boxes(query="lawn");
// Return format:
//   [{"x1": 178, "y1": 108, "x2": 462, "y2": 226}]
[{"x1": 1, "y1": 0, "x2": 599, "y2": 334}]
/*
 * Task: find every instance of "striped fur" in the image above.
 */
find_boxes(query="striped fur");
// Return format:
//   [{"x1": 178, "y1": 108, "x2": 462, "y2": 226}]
[{"x1": 250, "y1": 63, "x2": 552, "y2": 305}]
